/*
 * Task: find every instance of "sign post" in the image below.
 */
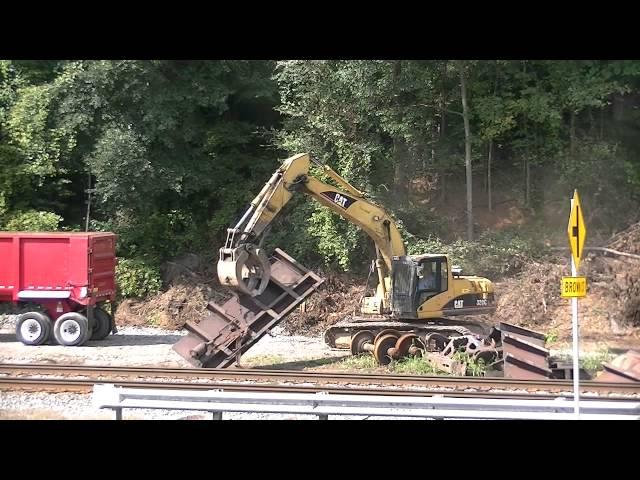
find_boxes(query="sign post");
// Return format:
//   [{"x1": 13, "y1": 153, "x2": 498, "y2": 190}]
[{"x1": 563, "y1": 189, "x2": 587, "y2": 419}]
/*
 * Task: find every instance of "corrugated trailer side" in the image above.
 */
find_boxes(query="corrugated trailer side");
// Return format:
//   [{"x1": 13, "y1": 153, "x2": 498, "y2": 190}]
[
  {"x1": 17, "y1": 234, "x2": 75, "y2": 302},
  {"x1": 0, "y1": 232, "x2": 118, "y2": 347},
  {"x1": 89, "y1": 234, "x2": 117, "y2": 301}
]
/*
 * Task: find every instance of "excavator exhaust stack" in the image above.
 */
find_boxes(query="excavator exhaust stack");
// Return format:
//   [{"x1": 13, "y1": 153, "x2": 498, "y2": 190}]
[{"x1": 217, "y1": 243, "x2": 271, "y2": 297}]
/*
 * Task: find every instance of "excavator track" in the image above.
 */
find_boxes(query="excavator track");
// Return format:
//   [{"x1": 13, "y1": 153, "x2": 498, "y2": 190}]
[{"x1": 323, "y1": 316, "x2": 487, "y2": 349}]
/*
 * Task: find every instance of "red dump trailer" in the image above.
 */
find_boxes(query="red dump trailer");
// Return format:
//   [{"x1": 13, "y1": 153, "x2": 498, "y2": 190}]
[{"x1": 0, "y1": 232, "x2": 118, "y2": 346}]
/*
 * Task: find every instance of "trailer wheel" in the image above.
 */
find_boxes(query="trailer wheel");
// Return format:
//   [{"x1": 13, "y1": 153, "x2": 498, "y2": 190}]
[
  {"x1": 90, "y1": 307, "x2": 112, "y2": 341},
  {"x1": 16, "y1": 311, "x2": 52, "y2": 346},
  {"x1": 53, "y1": 313, "x2": 90, "y2": 346}
]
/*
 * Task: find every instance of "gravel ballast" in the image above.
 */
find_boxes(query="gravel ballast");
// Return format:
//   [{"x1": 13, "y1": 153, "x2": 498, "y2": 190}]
[{"x1": 0, "y1": 320, "x2": 350, "y2": 420}]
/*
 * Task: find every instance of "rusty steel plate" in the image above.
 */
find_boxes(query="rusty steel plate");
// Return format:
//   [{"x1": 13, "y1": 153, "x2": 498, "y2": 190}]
[
  {"x1": 503, "y1": 354, "x2": 553, "y2": 380},
  {"x1": 596, "y1": 350, "x2": 640, "y2": 383},
  {"x1": 173, "y1": 248, "x2": 324, "y2": 368},
  {"x1": 501, "y1": 334, "x2": 550, "y2": 369},
  {"x1": 499, "y1": 322, "x2": 546, "y2": 348}
]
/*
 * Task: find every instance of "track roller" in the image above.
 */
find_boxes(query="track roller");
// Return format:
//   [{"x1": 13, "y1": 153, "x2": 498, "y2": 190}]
[
  {"x1": 350, "y1": 330, "x2": 375, "y2": 355},
  {"x1": 373, "y1": 333, "x2": 399, "y2": 366}
]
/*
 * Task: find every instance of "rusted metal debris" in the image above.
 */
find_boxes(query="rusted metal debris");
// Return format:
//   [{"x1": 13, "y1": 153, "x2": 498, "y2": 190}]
[
  {"x1": 503, "y1": 354, "x2": 554, "y2": 380},
  {"x1": 173, "y1": 248, "x2": 324, "y2": 368},
  {"x1": 596, "y1": 350, "x2": 640, "y2": 383},
  {"x1": 498, "y1": 323, "x2": 552, "y2": 380},
  {"x1": 499, "y1": 322, "x2": 546, "y2": 348},
  {"x1": 423, "y1": 352, "x2": 467, "y2": 376},
  {"x1": 548, "y1": 361, "x2": 590, "y2": 380}
]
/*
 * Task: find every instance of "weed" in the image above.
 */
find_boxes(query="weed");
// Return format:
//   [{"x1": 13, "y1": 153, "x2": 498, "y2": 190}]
[
  {"x1": 452, "y1": 351, "x2": 488, "y2": 377},
  {"x1": 545, "y1": 329, "x2": 559, "y2": 345},
  {"x1": 389, "y1": 356, "x2": 443, "y2": 375},
  {"x1": 340, "y1": 354, "x2": 378, "y2": 370},
  {"x1": 241, "y1": 354, "x2": 286, "y2": 367},
  {"x1": 580, "y1": 347, "x2": 614, "y2": 374}
]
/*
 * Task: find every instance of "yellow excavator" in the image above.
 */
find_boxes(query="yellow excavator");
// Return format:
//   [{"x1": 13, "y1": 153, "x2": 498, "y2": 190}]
[{"x1": 217, "y1": 153, "x2": 497, "y2": 365}]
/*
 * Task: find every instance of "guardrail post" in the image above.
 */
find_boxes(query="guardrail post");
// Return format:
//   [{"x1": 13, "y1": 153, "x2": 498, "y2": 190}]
[
  {"x1": 211, "y1": 411, "x2": 223, "y2": 420},
  {"x1": 115, "y1": 408, "x2": 122, "y2": 420},
  {"x1": 318, "y1": 414, "x2": 328, "y2": 420}
]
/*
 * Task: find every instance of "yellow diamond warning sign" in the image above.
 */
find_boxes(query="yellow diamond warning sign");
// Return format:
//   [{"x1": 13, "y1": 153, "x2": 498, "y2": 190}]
[
  {"x1": 561, "y1": 276, "x2": 587, "y2": 298},
  {"x1": 567, "y1": 190, "x2": 587, "y2": 271}
]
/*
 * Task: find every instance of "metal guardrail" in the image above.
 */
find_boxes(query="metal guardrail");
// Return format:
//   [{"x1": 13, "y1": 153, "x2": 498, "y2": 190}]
[{"x1": 92, "y1": 384, "x2": 640, "y2": 420}]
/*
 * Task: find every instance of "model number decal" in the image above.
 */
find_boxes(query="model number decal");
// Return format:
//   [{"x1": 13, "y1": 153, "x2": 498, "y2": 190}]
[{"x1": 476, "y1": 299, "x2": 488, "y2": 306}]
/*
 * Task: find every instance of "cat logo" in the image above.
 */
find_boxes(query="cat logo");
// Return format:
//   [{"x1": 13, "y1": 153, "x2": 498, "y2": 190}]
[
  {"x1": 321, "y1": 191, "x2": 356, "y2": 210},
  {"x1": 334, "y1": 193, "x2": 348, "y2": 208}
]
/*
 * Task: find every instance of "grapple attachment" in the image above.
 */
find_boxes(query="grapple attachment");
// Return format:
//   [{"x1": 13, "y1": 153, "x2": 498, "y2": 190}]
[{"x1": 217, "y1": 244, "x2": 270, "y2": 297}]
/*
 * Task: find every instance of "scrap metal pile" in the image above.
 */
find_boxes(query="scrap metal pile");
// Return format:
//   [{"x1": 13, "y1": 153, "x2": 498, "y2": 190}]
[
  {"x1": 395, "y1": 321, "x2": 640, "y2": 382},
  {"x1": 357, "y1": 321, "x2": 554, "y2": 378}
]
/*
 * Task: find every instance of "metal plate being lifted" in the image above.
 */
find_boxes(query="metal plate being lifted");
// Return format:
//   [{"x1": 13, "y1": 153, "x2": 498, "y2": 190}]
[{"x1": 173, "y1": 248, "x2": 324, "y2": 368}]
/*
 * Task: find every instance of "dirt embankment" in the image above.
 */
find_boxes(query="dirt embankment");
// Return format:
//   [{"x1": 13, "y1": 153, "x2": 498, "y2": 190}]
[
  {"x1": 115, "y1": 257, "x2": 232, "y2": 330},
  {"x1": 494, "y1": 223, "x2": 640, "y2": 348},
  {"x1": 283, "y1": 273, "x2": 367, "y2": 336}
]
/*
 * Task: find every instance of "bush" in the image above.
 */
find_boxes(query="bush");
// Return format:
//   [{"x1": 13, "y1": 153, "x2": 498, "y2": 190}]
[
  {"x1": 3, "y1": 210, "x2": 63, "y2": 231},
  {"x1": 116, "y1": 258, "x2": 162, "y2": 299},
  {"x1": 92, "y1": 210, "x2": 212, "y2": 265},
  {"x1": 405, "y1": 229, "x2": 548, "y2": 279}
]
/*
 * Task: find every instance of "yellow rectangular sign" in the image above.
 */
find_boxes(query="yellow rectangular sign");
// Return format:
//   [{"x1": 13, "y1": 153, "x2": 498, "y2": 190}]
[{"x1": 561, "y1": 276, "x2": 587, "y2": 298}]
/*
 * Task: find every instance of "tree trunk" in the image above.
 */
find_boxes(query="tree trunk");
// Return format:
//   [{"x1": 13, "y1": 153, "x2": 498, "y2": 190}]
[
  {"x1": 613, "y1": 93, "x2": 625, "y2": 122},
  {"x1": 525, "y1": 156, "x2": 531, "y2": 208},
  {"x1": 391, "y1": 61, "x2": 408, "y2": 206},
  {"x1": 393, "y1": 138, "x2": 409, "y2": 205},
  {"x1": 570, "y1": 111, "x2": 576, "y2": 158},
  {"x1": 439, "y1": 61, "x2": 448, "y2": 205},
  {"x1": 487, "y1": 140, "x2": 493, "y2": 212},
  {"x1": 487, "y1": 60, "x2": 498, "y2": 213},
  {"x1": 458, "y1": 61, "x2": 473, "y2": 242}
]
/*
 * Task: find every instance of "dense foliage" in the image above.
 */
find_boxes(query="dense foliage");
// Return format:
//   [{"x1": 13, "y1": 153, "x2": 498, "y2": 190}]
[{"x1": 2, "y1": 60, "x2": 640, "y2": 295}]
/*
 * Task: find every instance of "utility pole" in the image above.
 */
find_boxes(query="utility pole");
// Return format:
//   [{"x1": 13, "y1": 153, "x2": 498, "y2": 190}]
[{"x1": 85, "y1": 172, "x2": 96, "y2": 232}]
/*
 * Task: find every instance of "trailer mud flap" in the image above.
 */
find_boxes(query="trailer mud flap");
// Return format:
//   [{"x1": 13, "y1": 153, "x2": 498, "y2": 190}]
[{"x1": 172, "y1": 248, "x2": 324, "y2": 368}]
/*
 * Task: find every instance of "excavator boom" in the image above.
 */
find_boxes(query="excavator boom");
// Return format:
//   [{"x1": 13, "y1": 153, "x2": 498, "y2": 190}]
[{"x1": 217, "y1": 153, "x2": 405, "y2": 301}]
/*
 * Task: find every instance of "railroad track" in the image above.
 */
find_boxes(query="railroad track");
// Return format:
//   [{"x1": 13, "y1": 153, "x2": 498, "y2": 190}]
[{"x1": 1, "y1": 363, "x2": 639, "y2": 399}]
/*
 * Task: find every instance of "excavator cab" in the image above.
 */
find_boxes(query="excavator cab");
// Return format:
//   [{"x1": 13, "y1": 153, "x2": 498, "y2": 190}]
[
  {"x1": 391, "y1": 255, "x2": 450, "y2": 318},
  {"x1": 416, "y1": 256, "x2": 448, "y2": 305}
]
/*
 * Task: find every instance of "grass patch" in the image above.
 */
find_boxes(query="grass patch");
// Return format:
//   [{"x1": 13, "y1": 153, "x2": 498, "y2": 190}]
[
  {"x1": 545, "y1": 329, "x2": 559, "y2": 346},
  {"x1": 580, "y1": 347, "x2": 615, "y2": 374},
  {"x1": 452, "y1": 352, "x2": 488, "y2": 377},
  {"x1": 241, "y1": 354, "x2": 286, "y2": 367},
  {"x1": 339, "y1": 354, "x2": 379, "y2": 370},
  {"x1": 389, "y1": 356, "x2": 442, "y2": 375},
  {"x1": 338, "y1": 352, "x2": 488, "y2": 376},
  {"x1": 552, "y1": 347, "x2": 616, "y2": 375}
]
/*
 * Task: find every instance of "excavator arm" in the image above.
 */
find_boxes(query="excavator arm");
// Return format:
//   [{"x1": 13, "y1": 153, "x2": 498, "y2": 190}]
[{"x1": 217, "y1": 153, "x2": 406, "y2": 301}]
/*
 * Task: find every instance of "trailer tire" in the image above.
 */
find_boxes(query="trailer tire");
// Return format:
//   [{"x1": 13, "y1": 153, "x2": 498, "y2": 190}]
[
  {"x1": 16, "y1": 311, "x2": 52, "y2": 346},
  {"x1": 90, "y1": 307, "x2": 112, "y2": 341},
  {"x1": 53, "y1": 313, "x2": 90, "y2": 346}
]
